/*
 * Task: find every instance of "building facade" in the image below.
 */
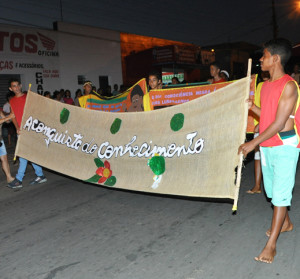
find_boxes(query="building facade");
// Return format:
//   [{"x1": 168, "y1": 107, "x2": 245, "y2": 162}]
[{"x1": 0, "y1": 22, "x2": 123, "y2": 105}]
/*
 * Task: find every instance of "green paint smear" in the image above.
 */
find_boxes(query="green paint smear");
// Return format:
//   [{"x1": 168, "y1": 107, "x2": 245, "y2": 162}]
[
  {"x1": 60, "y1": 108, "x2": 70, "y2": 124},
  {"x1": 104, "y1": 176, "x2": 117, "y2": 186},
  {"x1": 110, "y1": 118, "x2": 122, "y2": 134},
  {"x1": 94, "y1": 158, "x2": 104, "y2": 168},
  {"x1": 85, "y1": 174, "x2": 101, "y2": 183},
  {"x1": 149, "y1": 156, "x2": 165, "y2": 175},
  {"x1": 170, "y1": 113, "x2": 184, "y2": 131}
]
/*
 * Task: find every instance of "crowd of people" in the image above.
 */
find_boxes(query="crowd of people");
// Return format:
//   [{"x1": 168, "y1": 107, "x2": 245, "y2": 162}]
[
  {"x1": 1, "y1": 38, "x2": 300, "y2": 265},
  {"x1": 40, "y1": 82, "x2": 124, "y2": 106}
]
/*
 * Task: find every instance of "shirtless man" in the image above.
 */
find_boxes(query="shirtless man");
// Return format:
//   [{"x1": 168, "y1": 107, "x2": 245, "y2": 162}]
[{"x1": 238, "y1": 38, "x2": 299, "y2": 264}]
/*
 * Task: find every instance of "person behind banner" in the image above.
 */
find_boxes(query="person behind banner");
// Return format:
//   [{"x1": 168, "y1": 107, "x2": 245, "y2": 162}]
[
  {"x1": 63, "y1": 89, "x2": 74, "y2": 105},
  {"x1": 172, "y1": 77, "x2": 180, "y2": 84},
  {"x1": 291, "y1": 63, "x2": 300, "y2": 85},
  {"x1": 2, "y1": 92, "x2": 15, "y2": 146},
  {"x1": 220, "y1": 70, "x2": 230, "y2": 81},
  {"x1": 8, "y1": 79, "x2": 47, "y2": 189},
  {"x1": 43, "y1": 91, "x2": 51, "y2": 98},
  {"x1": 238, "y1": 38, "x2": 299, "y2": 264},
  {"x1": 74, "y1": 89, "x2": 82, "y2": 107},
  {"x1": 83, "y1": 81, "x2": 93, "y2": 96},
  {"x1": 148, "y1": 71, "x2": 162, "y2": 90},
  {"x1": 106, "y1": 85, "x2": 112, "y2": 97},
  {"x1": 79, "y1": 81, "x2": 93, "y2": 108},
  {"x1": 208, "y1": 62, "x2": 226, "y2": 84},
  {"x1": 247, "y1": 71, "x2": 270, "y2": 194},
  {"x1": 112, "y1": 84, "x2": 120, "y2": 96},
  {"x1": 52, "y1": 90, "x2": 64, "y2": 103}
]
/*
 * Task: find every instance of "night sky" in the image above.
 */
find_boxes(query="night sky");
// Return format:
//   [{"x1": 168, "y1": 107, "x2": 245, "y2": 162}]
[{"x1": 0, "y1": 0, "x2": 300, "y2": 47}]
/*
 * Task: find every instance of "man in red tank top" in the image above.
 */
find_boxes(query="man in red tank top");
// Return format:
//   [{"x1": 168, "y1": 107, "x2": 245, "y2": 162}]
[{"x1": 238, "y1": 39, "x2": 299, "y2": 264}]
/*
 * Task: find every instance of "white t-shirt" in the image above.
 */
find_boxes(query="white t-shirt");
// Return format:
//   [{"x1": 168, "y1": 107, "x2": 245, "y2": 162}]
[{"x1": 2, "y1": 102, "x2": 10, "y2": 114}]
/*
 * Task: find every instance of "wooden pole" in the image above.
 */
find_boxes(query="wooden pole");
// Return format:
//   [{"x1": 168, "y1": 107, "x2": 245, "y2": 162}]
[{"x1": 232, "y1": 59, "x2": 252, "y2": 212}]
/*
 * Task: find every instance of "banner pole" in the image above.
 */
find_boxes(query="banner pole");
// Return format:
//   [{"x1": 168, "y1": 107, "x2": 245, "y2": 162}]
[
  {"x1": 14, "y1": 84, "x2": 31, "y2": 161},
  {"x1": 232, "y1": 59, "x2": 252, "y2": 212}
]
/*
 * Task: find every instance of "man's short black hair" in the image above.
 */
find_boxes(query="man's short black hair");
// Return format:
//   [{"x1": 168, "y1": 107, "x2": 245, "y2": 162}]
[
  {"x1": 210, "y1": 61, "x2": 222, "y2": 69},
  {"x1": 148, "y1": 70, "x2": 162, "y2": 81},
  {"x1": 264, "y1": 38, "x2": 292, "y2": 67},
  {"x1": 8, "y1": 78, "x2": 20, "y2": 87}
]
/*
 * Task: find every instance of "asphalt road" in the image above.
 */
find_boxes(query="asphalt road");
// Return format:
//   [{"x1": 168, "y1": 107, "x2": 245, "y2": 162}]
[{"x1": 1, "y1": 144, "x2": 300, "y2": 279}]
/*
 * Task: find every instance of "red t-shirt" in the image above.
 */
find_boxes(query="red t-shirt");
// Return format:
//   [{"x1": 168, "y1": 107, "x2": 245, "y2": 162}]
[
  {"x1": 63, "y1": 97, "x2": 74, "y2": 105},
  {"x1": 212, "y1": 78, "x2": 226, "y2": 84},
  {"x1": 9, "y1": 94, "x2": 27, "y2": 127}
]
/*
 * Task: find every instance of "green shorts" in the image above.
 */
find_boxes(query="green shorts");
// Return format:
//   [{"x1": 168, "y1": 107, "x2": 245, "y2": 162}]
[{"x1": 260, "y1": 144, "x2": 299, "y2": 206}]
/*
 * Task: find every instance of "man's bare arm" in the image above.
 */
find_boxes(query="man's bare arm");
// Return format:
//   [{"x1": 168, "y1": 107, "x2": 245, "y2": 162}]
[
  {"x1": 10, "y1": 107, "x2": 20, "y2": 134},
  {"x1": 250, "y1": 104, "x2": 261, "y2": 118},
  {"x1": 0, "y1": 111, "x2": 14, "y2": 124}
]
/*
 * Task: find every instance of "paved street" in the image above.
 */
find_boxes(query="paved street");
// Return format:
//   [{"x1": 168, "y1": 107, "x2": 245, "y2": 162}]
[{"x1": 1, "y1": 144, "x2": 300, "y2": 279}]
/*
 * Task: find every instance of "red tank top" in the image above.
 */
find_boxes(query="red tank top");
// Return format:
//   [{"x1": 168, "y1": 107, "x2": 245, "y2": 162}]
[
  {"x1": 259, "y1": 74, "x2": 300, "y2": 147},
  {"x1": 9, "y1": 94, "x2": 27, "y2": 127}
]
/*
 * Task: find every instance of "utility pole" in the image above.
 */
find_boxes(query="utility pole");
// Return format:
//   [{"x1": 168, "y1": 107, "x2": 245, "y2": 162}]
[
  {"x1": 60, "y1": 0, "x2": 64, "y2": 21},
  {"x1": 271, "y1": 0, "x2": 278, "y2": 39}
]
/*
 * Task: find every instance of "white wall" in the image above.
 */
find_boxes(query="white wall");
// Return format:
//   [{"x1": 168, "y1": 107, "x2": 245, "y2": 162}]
[{"x1": 56, "y1": 22, "x2": 123, "y2": 96}]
